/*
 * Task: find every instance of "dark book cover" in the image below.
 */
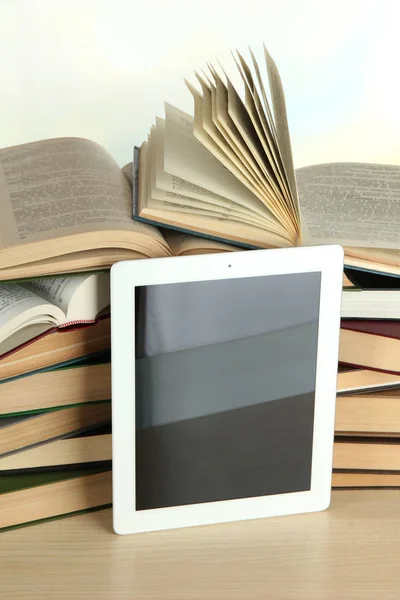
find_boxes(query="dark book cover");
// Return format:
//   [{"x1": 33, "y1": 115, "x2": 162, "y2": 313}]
[{"x1": 341, "y1": 319, "x2": 400, "y2": 340}]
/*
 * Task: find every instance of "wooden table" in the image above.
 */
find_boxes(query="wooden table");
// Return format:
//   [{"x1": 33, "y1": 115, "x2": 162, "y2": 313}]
[{"x1": 1, "y1": 490, "x2": 400, "y2": 599}]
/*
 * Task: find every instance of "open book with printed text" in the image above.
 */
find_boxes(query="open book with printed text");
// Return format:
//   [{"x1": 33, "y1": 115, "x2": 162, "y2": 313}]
[
  {"x1": 134, "y1": 45, "x2": 400, "y2": 276},
  {"x1": 0, "y1": 272, "x2": 109, "y2": 355},
  {"x1": 0, "y1": 138, "x2": 237, "y2": 281}
]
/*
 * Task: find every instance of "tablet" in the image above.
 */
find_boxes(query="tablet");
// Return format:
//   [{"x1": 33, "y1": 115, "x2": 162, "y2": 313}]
[{"x1": 111, "y1": 245, "x2": 343, "y2": 535}]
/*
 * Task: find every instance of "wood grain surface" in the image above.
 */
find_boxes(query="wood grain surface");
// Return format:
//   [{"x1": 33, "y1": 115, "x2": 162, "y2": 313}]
[{"x1": 1, "y1": 490, "x2": 400, "y2": 599}]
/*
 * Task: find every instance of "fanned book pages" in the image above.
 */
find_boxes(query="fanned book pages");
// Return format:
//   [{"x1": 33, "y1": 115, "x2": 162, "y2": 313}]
[{"x1": 133, "y1": 45, "x2": 400, "y2": 274}]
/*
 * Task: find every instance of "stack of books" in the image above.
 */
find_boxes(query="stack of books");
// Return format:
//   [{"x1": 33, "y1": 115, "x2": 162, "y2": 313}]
[
  {"x1": 333, "y1": 269, "x2": 400, "y2": 489},
  {"x1": 1, "y1": 44, "x2": 400, "y2": 528},
  {"x1": 0, "y1": 273, "x2": 113, "y2": 530},
  {"x1": 0, "y1": 134, "x2": 237, "y2": 531}
]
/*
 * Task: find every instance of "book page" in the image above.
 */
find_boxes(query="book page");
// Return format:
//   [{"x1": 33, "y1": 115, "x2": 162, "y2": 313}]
[
  {"x1": 264, "y1": 47, "x2": 299, "y2": 221},
  {"x1": 139, "y1": 136, "x2": 286, "y2": 236},
  {"x1": 23, "y1": 276, "x2": 84, "y2": 312},
  {"x1": 146, "y1": 140, "x2": 273, "y2": 231},
  {"x1": 0, "y1": 285, "x2": 45, "y2": 327},
  {"x1": 23, "y1": 274, "x2": 99, "y2": 315},
  {"x1": 121, "y1": 162, "x2": 133, "y2": 185},
  {"x1": 153, "y1": 117, "x2": 272, "y2": 221},
  {"x1": 225, "y1": 78, "x2": 293, "y2": 231},
  {"x1": 212, "y1": 67, "x2": 262, "y2": 175},
  {"x1": 189, "y1": 76, "x2": 260, "y2": 189},
  {"x1": 23, "y1": 272, "x2": 109, "y2": 322},
  {"x1": 226, "y1": 79, "x2": 281, "y2": 199},
  {"x1": 0, "y1": 284, "x2": 64, "y2": 343},
  {"x1": 207, "y1": 70, "x2": 276, "y2": 200},
  {"x1": 192, "y1": 71, "x2": 289, "y2": 222},
  {"x1": 248, "y1": 48, "x2": 279, "y2": 147},
  {"x1": 235, "y1": 51, "x2": 291, "y2": 206},
  {"x1": 163, "y1": 103, "x2": 268, "y2": 209},
  {"x1": 297, "y1": 162, "x2": 400, "y2": 248},
  {"x1": 193, "y1": 72, "x2": 276, "y2": 204},
  {"x1": 186, "y1": 79, "x2": 283, "y2": 221},
  {"x1": 0, "y1": 137, "x2": 166, "y2": 249},
  {"x1": 163, "y1": 103, "x2": 288, "y2": 238}
]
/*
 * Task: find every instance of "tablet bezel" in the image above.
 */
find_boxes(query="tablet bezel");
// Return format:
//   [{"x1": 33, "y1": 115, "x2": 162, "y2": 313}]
[{"x1": 111, "y1": 245, "x2": 343, "y2": 535}]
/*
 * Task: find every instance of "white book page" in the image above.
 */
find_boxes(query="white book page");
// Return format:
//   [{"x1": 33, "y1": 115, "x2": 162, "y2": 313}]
[
  {"x1": 0, "y1": 137, "x2": 165, "y2": 248},
  {"x1": 163, "y1": 103, "x2": 267, "y2": 208},
  {"x1": 142, "y1": 138, "x2": 290, "y2": 241},
  {"x1": 205, "y1": 68, "x2": 282, "y2": 211},
  {"x1": 186, "y1": 80, "x2": 285, "y2": 233},
  {"x1": 154, "y1": 119, "x2": 235, "y2": 207},
  {"x1": 235, "y1": 51, "x2": 291, "y2": 206},
  {"x1": 189, "y1": 76, "x2": 265, "y2": 198},
  {"x1": 0, "y1": 284, "x2": 64, "y2": 344},
  {"x1": 0, "y1": 324, "x2": 52, "y2": 357},
  {"x1": 297, "y1": 162, "x2": 400, "y2": 248},
  {"x1": 264, "y1": 48, "x2": 299, "y2": 220},
  {"x1": 208, "y1": 70, "x2": 273, "y2": 198},
  {"x1": 154, "y1": 118, "x2": 272, "y2": 221},
  {"x1": 23, "y1": 272, "x2": 110, "y2": 322}
]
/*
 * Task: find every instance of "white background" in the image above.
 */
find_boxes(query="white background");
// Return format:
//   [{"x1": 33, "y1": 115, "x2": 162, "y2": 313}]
[{"x1": 1, "y1": 0, "x2": 399, "y2": 168}]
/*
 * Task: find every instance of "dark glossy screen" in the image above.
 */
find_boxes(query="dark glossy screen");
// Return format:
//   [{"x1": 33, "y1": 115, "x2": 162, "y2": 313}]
[{"x1": 135, "y1": 272, "x2": 321, "y2": 510}]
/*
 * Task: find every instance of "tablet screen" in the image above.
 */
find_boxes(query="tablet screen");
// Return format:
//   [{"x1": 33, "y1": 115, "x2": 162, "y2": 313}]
[{"x1": 135, "y1": 271, "x2": 321, "y2": 511}]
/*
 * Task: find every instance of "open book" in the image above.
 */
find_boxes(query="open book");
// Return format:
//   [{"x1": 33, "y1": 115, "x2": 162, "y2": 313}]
[
  {"x1": 134, "y1": 45, "x2": 400, "y2": 273},
  {"x1": 0, "y1": 272, "x2": 110, "y2": 354},
  {"x1": 0, "y1": 137, "x2": 237, "y2": 281}
]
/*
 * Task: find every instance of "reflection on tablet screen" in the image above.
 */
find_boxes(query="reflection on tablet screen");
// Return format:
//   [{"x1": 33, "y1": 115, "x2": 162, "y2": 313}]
[{"x1": 135, "y1": 272, "x2": 321, "y2": 510}]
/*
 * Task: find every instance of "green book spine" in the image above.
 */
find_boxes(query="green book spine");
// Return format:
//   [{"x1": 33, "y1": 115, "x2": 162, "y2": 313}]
[
  {"x1": 0, "y1": 350, "x2": 111, "y2": 386},
  {"x1": 0, "y1": 465, "x2": 110, "y2": 495}
]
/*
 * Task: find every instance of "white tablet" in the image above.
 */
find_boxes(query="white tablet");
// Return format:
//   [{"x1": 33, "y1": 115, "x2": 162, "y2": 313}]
[{"x1": 111, "y1": 245, "x2": 343, "y2": 535}]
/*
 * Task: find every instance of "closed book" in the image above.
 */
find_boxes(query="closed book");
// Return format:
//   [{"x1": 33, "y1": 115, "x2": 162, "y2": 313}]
[
  {"x1": 336, "y1": 366, "x2": 400, "y2": 395},
  {"x1": 0, "y1": 358, "x2": 111, "y2": 416},
  {"x1": 341, "y1": 289, "x2": 400, "y2": 320},
  {"x1": 333, "y1": 438, "x2": 400, "y2": 471},
  {"x1": 0, "y1": 430, "x2": 112, "y2": 472},
  {"x1": 335, "y1": 389, "x2": 400, "y2": 437},
  {"x1": 0, "y1": 467, "x2": 111, "y2": 530},
  {"x1": 0, "y1": 402, "x2": 111, "y2": 457},
  {"x1": 0, "y1": 272, "x2": 110, "y2": 356},
  {"x1": 0, "y1": 316, "x2": 110, "y2": 383},
  {"x1": 339, "y1": 320, "x2": 400, "y2": 374},
  {"x1": 332, "y1": 471, "x2": 400, "y2": 488}
]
